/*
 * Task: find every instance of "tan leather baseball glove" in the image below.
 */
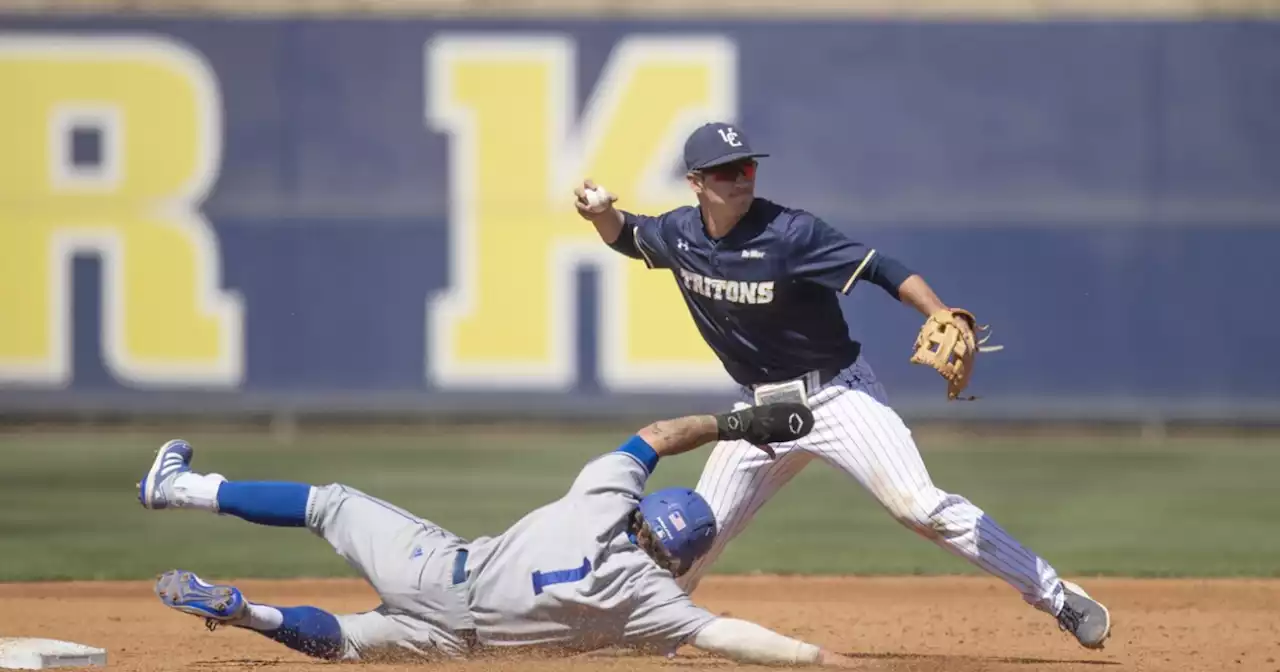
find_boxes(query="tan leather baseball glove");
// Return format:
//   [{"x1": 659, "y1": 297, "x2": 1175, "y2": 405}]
[{"x1": 910, "y1": 308, "x2": 1001, "y2": 400}]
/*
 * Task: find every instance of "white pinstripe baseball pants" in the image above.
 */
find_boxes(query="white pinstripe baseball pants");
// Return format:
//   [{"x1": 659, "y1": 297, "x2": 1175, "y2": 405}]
[{"x1": 677, "y1": 356, "x2": 1066, "y2": 615}]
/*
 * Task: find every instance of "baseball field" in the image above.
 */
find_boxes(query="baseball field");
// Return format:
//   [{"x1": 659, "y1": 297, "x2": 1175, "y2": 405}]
[{"x1": 2, "y1": 426, "x2": 1278, "y2": 671}]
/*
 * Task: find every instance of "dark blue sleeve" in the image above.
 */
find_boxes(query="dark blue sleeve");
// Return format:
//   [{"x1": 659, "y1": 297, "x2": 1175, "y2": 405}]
[
  {"x1": 607, "y1": 222, "x2": 644, "y2": 260},
  {"x1": 619, "y1": 211, "x2": 674, "y2": 270},
  {"x1": 788, "y1": 214, "x2": 915, "y2": 298}
]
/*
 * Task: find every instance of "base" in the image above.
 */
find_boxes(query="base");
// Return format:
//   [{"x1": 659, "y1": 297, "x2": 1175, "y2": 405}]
[{"x1": 0, "y1": 639, "x2": 106, "y2": 670}]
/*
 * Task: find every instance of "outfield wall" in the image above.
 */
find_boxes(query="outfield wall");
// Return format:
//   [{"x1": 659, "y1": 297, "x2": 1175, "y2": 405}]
[
  {"x1": 9, "y1": 0, "x2": 1280, "y2": 16},
  {"x1": 0, "y1": 17, "x2": 1276, "y2": 422}
]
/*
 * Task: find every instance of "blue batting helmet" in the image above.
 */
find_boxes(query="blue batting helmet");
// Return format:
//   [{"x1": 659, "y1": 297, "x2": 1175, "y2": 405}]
[{"x1": 638, "y1": 487, "x2": 717, "y2": 576}]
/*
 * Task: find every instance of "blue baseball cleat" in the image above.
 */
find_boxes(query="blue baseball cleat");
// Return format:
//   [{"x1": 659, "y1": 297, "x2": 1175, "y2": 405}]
[
  {"x1": 155, "y1": 570, "x2": 246, "y2": 631},
  {"x1": 138, "y1": 440, "x2": 194, "y2": 510}
]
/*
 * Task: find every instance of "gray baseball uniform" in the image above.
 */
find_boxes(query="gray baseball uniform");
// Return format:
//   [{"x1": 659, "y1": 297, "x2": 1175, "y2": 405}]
[{"x1": 305, "y1": 449, "x2": 716, "y2": 661}]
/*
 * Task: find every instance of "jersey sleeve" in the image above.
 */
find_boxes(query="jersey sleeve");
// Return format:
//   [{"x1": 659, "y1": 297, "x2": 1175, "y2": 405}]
[
  {"x1": 622, "y1": 566, "x2": 718, "y2": 651},
  {"x1": 787, "y1": 213, "x2": 914, "y2": 297},
  {"x1": 620, "y1": 211, "x2": 675, "y2": 270},
  {"x1": 566, "y1": 435, "x2": 659, "y2": 503}
]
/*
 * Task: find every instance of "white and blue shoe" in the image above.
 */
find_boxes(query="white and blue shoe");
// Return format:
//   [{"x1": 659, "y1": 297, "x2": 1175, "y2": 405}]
[
  {"x1": 1057, "y1": 580, "x2": 1112, "y2": 649},
  {"x1": 155, "y1": 569, "x2": 246, "y2": 631},
  {"x1": 138, "y1": 439, "x2": 194, "y2": 510}
]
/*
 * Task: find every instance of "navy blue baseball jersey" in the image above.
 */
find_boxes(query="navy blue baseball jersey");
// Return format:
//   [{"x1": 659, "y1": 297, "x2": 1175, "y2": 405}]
[{"x1": 609, "y1": 198, "x2": 912, "y2": 387}]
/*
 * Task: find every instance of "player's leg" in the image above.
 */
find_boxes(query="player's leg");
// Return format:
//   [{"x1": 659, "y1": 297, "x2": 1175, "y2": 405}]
[
  {"x1": 336, "y1": 606, "x2": 463, "y2": 661},
  {"x1": 303, "y1": 480, "x2": 467, "y2": 604},
  {"x1": 676, "y1": 401, "x2": 815, "y2": 594},
  {"x1": 139, "y1": 440, "x2": 471, "y2": 655},
  {"x1": 139, "y1": 439, "x2": 460, "y2": 586},
  {"x1": 138, "y1": 439, "x2": 306, "y2": 525},
  {"x1": 155, "y1": 569, "x2": 346, "y2": 659},
  {"x1": 816, "y1": 361, "x2": 1056, "y2": 598},
  {"x1": 814, "y1": 359, "x2": 1110, "y2": 647},
  {"x1": 155, "y1": 570, "x2": 439, "y2": 661}
]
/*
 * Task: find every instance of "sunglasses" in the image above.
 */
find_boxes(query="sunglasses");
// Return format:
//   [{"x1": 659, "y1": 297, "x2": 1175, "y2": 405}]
[{"x1": 697, "y1": 159, "x2": 757, "y2": 181}]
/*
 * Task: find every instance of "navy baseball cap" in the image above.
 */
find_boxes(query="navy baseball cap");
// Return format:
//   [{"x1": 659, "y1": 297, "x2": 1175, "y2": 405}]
[
  {"x1": 638, "y1": 487, "x2": 717, "y2": 576},
  {"x1": 683, "y1": 122, "x2": 769, "y2": 172}
]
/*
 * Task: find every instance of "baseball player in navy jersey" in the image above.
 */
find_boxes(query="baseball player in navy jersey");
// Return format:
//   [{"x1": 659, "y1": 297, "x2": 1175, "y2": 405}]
[
  {"x1": 574, "y1": 121, "x2": 1111, "y2": 650},
  {"x1": 136, "y1": 402, "x2": 869, "y2": 666}
]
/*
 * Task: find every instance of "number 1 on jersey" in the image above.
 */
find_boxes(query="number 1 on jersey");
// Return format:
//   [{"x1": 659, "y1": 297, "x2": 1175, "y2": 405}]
[{"x1": 531, "y1": 558, "x2": 592, "y2": 595}]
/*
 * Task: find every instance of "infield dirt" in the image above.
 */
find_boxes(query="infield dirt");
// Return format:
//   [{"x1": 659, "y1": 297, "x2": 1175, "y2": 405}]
[{"x1": 2, "y1": 576, "x2": 1275, "y2": 671}]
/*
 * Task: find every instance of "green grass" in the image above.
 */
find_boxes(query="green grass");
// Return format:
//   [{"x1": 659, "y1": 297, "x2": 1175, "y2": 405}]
[{"x1": 1, "y1": 428, "x2": 1277, "y2": 581}]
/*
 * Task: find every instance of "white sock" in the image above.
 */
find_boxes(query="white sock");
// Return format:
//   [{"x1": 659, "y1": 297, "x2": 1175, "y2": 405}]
[
  {"x1": 1050, "y1": 583, "x2": 1066, "y2": 616},
  {"x1": 235, "y1": 603, "x2": 284, "y2": 632},
  {"x1": 171, "y1": 472, "x2": 227, "y2": 511}
]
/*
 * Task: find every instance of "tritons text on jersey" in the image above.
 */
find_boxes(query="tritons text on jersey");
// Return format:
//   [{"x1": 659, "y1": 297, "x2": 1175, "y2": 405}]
[{"x1": 678, "y1": 269, "x2": 775, "y2": 305}]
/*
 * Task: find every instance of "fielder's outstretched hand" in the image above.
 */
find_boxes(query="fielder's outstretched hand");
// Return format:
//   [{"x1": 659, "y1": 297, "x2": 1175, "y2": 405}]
[{"x1": 573, "y1": 179, "x2": 618, "y2": 220}]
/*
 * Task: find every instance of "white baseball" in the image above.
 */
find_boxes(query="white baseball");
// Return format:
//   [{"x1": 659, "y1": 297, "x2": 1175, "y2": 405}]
[{"x1": 583, "y1": 186, "x2": 610, "y2": 212}]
